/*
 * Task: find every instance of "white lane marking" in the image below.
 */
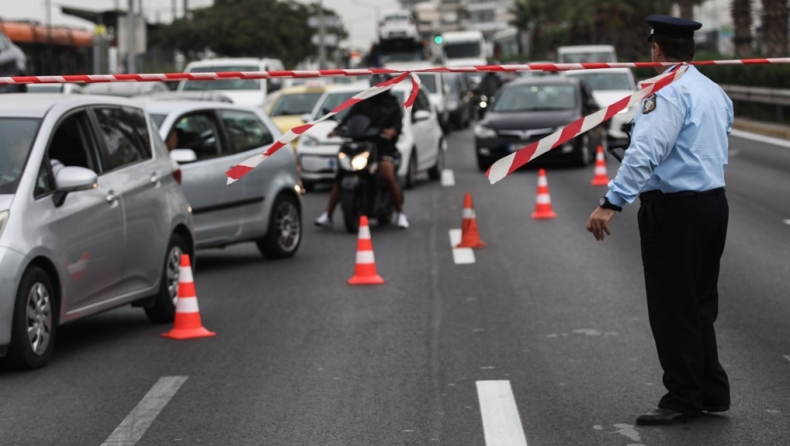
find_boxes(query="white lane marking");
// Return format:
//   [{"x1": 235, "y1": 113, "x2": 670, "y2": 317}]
[
  {"x1": 784, "y1": 220, "x2": 790, "y2": 227},
  {"x1": 476, "y1": 380, "x2": 528, "y2": 446},
  {"x1": 730, "y1": 129, "x2": 790, "y2": 149},
  {"x1": 441, "y1": 169, "x2": 456, "y2": 186},
  {"x1": 100, "y1": 376, "x2": 188, "y2": 446},
  {"x1": 449, "y1": 229, "x2": 475, "y2": 264},
  {"x1": 784, "y1": 355, "x2": 790, "y2": 363}
]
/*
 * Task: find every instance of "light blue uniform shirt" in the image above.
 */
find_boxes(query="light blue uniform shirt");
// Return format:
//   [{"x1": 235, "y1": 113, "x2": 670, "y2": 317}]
[{"x1": 606, "y1": 65, "x2": 734, "y2": 207}]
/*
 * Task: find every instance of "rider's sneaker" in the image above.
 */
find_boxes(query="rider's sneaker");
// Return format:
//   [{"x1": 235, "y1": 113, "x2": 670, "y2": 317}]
[
  {"x1": 397, "y1": 213, "x2": 409, "y2": 229},
  {"x1": 314, "y1": 212, "x2": 333, "y2": 229}
]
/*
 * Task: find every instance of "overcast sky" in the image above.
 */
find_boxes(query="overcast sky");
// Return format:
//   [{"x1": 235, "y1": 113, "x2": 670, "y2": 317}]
[{"x1": 0, "y1": 0, "x2": 400, "y2": 49}]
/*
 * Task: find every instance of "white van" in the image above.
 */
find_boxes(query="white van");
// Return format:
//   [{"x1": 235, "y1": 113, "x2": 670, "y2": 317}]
[
  {"x1": 440, "y1": 31, "x2": 487, "y2": 67},
  {"x1": 557, "y1": 45, "x2": 617, "y2": 64},
  {"x1": 177, "y1": 58, "x2": 285, "y2": 108}
]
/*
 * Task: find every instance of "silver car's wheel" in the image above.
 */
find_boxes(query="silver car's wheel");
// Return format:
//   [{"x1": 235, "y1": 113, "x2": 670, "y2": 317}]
[
  {"x1": 26, "y1": 283, "x2": 53, "y2": 356},
  {"x1": 4, "y1": 266, "x2": 57, "y2": 370},
  {"x1": 258, "y1": 193, "x2": 302, "y2": 259},
  {"x1": 166, "y1": 245, "x2": 183, "y2": 306}
]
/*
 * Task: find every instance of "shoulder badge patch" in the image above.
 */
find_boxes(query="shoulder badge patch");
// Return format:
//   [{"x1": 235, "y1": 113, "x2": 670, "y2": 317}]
[{"x1": 642, "y1": 94, "x2": 657, "y2": 114}]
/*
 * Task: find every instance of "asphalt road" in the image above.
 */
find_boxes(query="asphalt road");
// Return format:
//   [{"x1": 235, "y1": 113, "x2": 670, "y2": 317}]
[{"x1": 1, "y1": 128, "x2": 789, "y2": 446}]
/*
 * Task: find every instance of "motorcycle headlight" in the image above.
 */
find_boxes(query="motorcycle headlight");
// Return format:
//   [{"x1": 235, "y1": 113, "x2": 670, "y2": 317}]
[
  {"x1": 351, "y1": 151, "x2": 370, "y2": 171},
  {"x1": 0, "y1": 211, "x2": 8, "y2": 239},
  {"x1": 474, "y1": 125, "x2": 496, "y2": 139},
  {"x1": 301, "y1": 135, "x2": 320, "y2": 147},
  {"x1": 338, "y1": 152, "x2": 351, "y2": 170}
]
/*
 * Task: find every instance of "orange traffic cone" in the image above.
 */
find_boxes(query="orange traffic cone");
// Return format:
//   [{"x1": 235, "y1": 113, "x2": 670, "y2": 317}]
[
  {"x1": 348, "y1": 216, "x2": 385, "y2": 285},
  {"x1": 162, "y1": 254, "x2": 216, "y2": 340},
  {"x1": 531, "y1": 169, "x2": 558, "y2": 220},
  {"x1": 590, "y1": 146, "x2": 610, "y2": 186},
  {"x1": 456, "y1": 193, "x2": 487, "y2": 249}
]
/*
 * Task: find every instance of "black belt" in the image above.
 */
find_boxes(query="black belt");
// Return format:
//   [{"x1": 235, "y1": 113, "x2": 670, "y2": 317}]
[{"x1": 639, "y1": 187, "x2": 725, "y2": 203}]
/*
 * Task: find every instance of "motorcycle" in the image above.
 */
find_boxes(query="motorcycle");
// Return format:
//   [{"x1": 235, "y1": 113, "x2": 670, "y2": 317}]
[
  {"x1": 335, "y1": 114, "x2": 401, "y2": 234},
  {"x1": 474, "y1": 93, "x2": 489, "y2": 121}
]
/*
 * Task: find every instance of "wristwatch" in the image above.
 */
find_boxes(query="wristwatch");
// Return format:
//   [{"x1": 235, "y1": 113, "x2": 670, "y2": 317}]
[{"x1": 599, "y1": 196, "x2": 623, "y2": 212}]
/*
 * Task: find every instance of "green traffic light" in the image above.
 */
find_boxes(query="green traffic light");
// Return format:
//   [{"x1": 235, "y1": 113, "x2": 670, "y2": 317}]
[{"x1": 434, "y1": 35, "x2": 443, "y2": 44}]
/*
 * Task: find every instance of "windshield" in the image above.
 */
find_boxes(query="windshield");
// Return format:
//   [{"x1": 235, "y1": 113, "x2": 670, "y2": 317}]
[
  {"x1": 417, "y1": 74, "x2": 438, "y2": 94},
  {"x1": 444, "y1": 42, "x2": 482, "y2": 59},
  {"x1": 565, "y1": 72, "x2": 633, "y2": 91},
  {"x1": 0, "y1": 118, "x2": 40, "y2": 194},
  {"x1": 559, "y1": 52, "x2": 615, "y2": 63},
  {"x1": 313, "y1": 91, "x2": 406, "y2": 121},
  {"x1": 270, "y1": 92, "x2": 324, "y2": 117},
  {"x1": 492, "y1": 84, "x2": 577, "y2": 113},
  {"x1": 182, "y1": 65, "x2": 261, "y2": 91},
  {"x1": 150, "y1": 114, "x2": 167, "y2": 129}
]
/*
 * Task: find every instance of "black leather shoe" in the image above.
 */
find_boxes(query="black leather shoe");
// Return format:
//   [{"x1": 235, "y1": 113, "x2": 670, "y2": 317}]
[
  {"x1": 703, "y1": 405, "x2": 729, "y2": 413},
  {"x1": 636, "y1": 408, "x2": 698, "y2": 426}
]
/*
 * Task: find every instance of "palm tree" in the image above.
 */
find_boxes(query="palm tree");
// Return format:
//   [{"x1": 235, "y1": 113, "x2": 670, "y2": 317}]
[
  {"x1": 761, "y1": 0, "x2": 788, "y2": 57},
  {"x1": 731, "y1": 0, "x2": 753, "y2": 57}
]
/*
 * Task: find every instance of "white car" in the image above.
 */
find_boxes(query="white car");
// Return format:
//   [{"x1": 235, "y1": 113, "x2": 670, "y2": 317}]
[
  {"x1": 562, "y1": 68, "x2": 637, "y2": 148},
  {"x1": 27, "y1": 83, "x2": 86, "y2": 94},
  {"x1": 145, "y1": 101, "x2": 303, "y2": 259},
  {"x1": 384, "y1": 61, "x2": 451, "y2": 133},
  {"x1": 297, "y1": 82, "x2": 446, "y2": 190},
  {"x1": 177, "y1": 58, "x2": 285, "y2": 109},
  {"x1": 379, "y1": 10, "x2": 419, "y2": 41}
]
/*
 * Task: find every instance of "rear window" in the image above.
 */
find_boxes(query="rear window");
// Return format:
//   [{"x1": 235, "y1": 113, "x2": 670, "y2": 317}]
[
  {"x1": 270, "y1": 92, "x2": 324, "y2": 117},
  {"x1": 564, "y1": 72, "x2": 633, "y2": 91},
  {"x1": 0, "y1": 118, "x2": 40, "y2": 194},
  {"x1": 183, "y1": 65, "x2": 261, "y2": 91},
  {"x1": 492, "y1": 84, "x2": 577, "y2": 113},
  {"x1": 150, "y1": 114, "x2": 167, "y2": 129}
]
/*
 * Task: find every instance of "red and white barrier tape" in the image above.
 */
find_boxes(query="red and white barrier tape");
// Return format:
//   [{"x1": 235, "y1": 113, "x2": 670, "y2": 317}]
[
  {"x1": 225, "y1": 72, "x2": 421, "y2": 183},
  {"x1": 2, "y1": 58, "x2": 790, "y2": 85},
  {"x1": 486, "y1": 65, "x2": 689, "y2": 184}
]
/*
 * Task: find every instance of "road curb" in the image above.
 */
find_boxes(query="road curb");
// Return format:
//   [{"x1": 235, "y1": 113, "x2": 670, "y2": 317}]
[{"x1": 733, "y1": 118, "x2": 790, "y2": 141}]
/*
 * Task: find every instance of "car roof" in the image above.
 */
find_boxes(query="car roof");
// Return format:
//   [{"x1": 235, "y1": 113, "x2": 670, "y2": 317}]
[
  {"x1": 143, "y1": 100, "x2": 260, "y2": 116},
  {"x1": 562, "y1": 68, "x2": 633, "y2": 75},
  {"x1": 507, "y1": 77, "x2": 581, "y2": 87},
  {"x1": 0, "y1": 93, "x2": 148, "y2": 118},
  {"x1": 184, "y1": 58, "x2": 279, "y2": 68},
  {"x1": 278, "y1": 85, "x2": 330, "y2": 95},
  {"x1": 557, "y1": 45, "x2": 615, "y2": 51}
]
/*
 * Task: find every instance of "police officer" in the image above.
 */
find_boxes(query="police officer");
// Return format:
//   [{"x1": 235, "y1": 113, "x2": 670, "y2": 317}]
[{"x1": 585, "y1": 15, "x2": 734, "y2": 425}]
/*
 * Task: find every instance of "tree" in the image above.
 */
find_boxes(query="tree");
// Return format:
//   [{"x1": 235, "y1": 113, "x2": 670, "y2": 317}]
[
  {"x1": 761, "y1": 0, "x2": 788, "y2": 57},
  {"x1": 678, "y1": 0, "x2": 695, "y2": 19},
  {"x1": 731, "y1": 0, "x2": 753, "y2": 57},
  {"x1": 151, "y1": 0, "x2": 347, "y2": 68}
]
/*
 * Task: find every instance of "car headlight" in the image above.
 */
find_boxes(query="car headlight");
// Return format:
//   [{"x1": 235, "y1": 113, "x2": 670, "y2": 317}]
[
  {"x1": 474, "y1": 125, "x2": 496, "y2": 139},
  {"x1": 0, "y1": 210, "x2": 8, "y2": 239},
  {"x1": 301, "y1": 135, "x2": 320, "y2": 147},
  {"x1": 351, "y1": 151, "x2": 370, "y2": 171}
]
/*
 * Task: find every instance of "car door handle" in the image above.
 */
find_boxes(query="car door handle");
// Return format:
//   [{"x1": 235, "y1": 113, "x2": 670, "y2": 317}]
[
  {"x1": 106, "y1": 191, "x2": 120, "y2": 203},
  {"x1": 150, "y1": 171, "x2": 160, "y2": 184}
]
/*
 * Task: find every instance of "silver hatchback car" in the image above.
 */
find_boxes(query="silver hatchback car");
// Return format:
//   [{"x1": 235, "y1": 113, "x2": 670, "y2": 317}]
[
  {"x1": 0, "y1": 94, "x2": 195, "y2": 370},
  {"x1": 146, "y1": 101, "x2": 303, "y2": 258}
]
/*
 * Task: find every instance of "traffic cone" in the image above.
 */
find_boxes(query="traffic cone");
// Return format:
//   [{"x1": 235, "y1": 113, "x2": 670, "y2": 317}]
[
  {"x1": 162, "y1": 254, "x2": 216, "y2": 340},
  {"x1": 348, "y1": 216, "x2": 385, "y2": 285},
  {"x1": 456, "y1": 193, "x2": 487, "y2": 248},
  {"x1": 590, "y1": 146, "x2": 610, "y2": 186},
  {"x1": 531, "y1": 169, "x2": 558, "y2": 220}
]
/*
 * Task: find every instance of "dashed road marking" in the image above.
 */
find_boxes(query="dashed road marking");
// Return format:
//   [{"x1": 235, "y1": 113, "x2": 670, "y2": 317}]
[
  {"x1": 476, "y1": 380, "x2": 529, "y2": 446},
  {"x1": 441, "y1": 169, "x2": 456, "y2": 187},
  {"x1": 450, "y1": 229, "x2": 475, "y2": 264},
  {"x1": 784, "y1": 355, "x2": 790, "y2": 363},
  {"x1": 100, "y1": 376, "x2": 187, "y2": 446},
  {"x1": 783, "y1": 220, "x2": 790, "y2": 227}
]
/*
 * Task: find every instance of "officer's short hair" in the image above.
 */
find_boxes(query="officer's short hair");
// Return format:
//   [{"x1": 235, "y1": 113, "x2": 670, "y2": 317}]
[{"x1": 653, "y1": 35, "x2": 695, "y2": 61}]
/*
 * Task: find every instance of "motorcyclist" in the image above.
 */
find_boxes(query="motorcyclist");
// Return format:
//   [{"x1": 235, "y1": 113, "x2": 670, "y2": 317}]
[
  {"x1": 314, "y1": 74, "x2": 409, "y2": 230},
  {"x1": 478, "y1": 71, "x2": 503, "y2": 99}
]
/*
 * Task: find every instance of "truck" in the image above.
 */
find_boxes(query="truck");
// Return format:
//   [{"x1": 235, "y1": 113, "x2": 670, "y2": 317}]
[{"x1": 438, "y1": 30, "x2": 487, "y2": 67}]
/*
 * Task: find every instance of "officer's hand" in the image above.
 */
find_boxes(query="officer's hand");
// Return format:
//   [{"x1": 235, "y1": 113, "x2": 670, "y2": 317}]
[
  {"x1": 382, "y1": 128, "x2": 396, "y2": 139},
  {"x1": 586, "y1": 207, "x2": 617, "y2": 241}
]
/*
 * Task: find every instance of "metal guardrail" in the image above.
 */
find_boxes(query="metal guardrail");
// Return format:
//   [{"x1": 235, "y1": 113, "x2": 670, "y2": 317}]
[{"x1": 721, "y1": 84, "x2": 790, "y2": 106}]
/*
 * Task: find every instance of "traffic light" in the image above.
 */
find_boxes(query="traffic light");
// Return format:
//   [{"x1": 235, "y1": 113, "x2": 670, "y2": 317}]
[{"x1": 434, "y1": 35, "x2": 443, "y2": 44}]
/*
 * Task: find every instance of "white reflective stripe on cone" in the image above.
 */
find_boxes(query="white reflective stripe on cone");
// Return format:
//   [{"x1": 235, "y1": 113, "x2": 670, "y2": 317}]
[
  {"x1": 463, "y1": 208, "x2": 476, "y2": 219},
  {"x1": 356, "y1": 251, "x2": 376, "y2": 264},
  {"x1": 358, "y1": 226, "x2": 371, "y2": 240},
  {"x1": 178, "y1": 266, "x2": 194, "y2": 283},
  {"x1": 536, "y1": 194, "x2": 552, "y2": 204},
  {"x1": 175, "y1": 297, "x2": 200, "y2": 313},
  {"x1": 537, "y1": 176, "x2": 548, "y2": 187},
  {"x1": 595, "y1": 166, "x2": 607, "y2": 174}
]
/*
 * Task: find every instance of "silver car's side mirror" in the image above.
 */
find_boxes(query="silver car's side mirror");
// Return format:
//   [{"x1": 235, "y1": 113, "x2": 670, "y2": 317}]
[
  {"x1": 413, "y1": 110, "x2": 432, "y2": 122},
  {"x1": 56, "y1": 166, "x2": 98, "y2": 192},
  {"x1": 170, "y1": 149, "x2": 198, "y2": 164}
]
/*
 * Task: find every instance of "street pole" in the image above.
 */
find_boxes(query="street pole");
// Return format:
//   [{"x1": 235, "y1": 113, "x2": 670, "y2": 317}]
[
  {"x1": 172, "y1": 0, "x2": 177, "y2": 22},
  {"x1": 127, "y1": 0, "x2": 136, "y2": 73},
  {"x1": 183, "y1": 0, "x2": 189, "y2": 19},
  {"x1": 45, "y1": 0, "x2": 52, "y2": 73},
  {"x1": 318, "y1": 0, "x2": 327, "y2": 69}
]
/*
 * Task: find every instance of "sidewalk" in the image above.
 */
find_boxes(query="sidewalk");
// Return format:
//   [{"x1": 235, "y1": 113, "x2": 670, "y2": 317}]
[{"x1": 733, "y1": 118, "x2": 790, "y2": 141}]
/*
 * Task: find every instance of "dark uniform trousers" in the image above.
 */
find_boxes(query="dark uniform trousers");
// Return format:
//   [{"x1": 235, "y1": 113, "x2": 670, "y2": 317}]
[{"x1": 638, "y1": 187, "x2": 731, "y2": 415}]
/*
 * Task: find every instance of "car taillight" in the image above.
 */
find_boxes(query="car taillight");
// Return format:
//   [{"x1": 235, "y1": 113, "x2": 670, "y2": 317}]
[{"x1": 172, "y1": 168, "x2": 182, "y2": 185}]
